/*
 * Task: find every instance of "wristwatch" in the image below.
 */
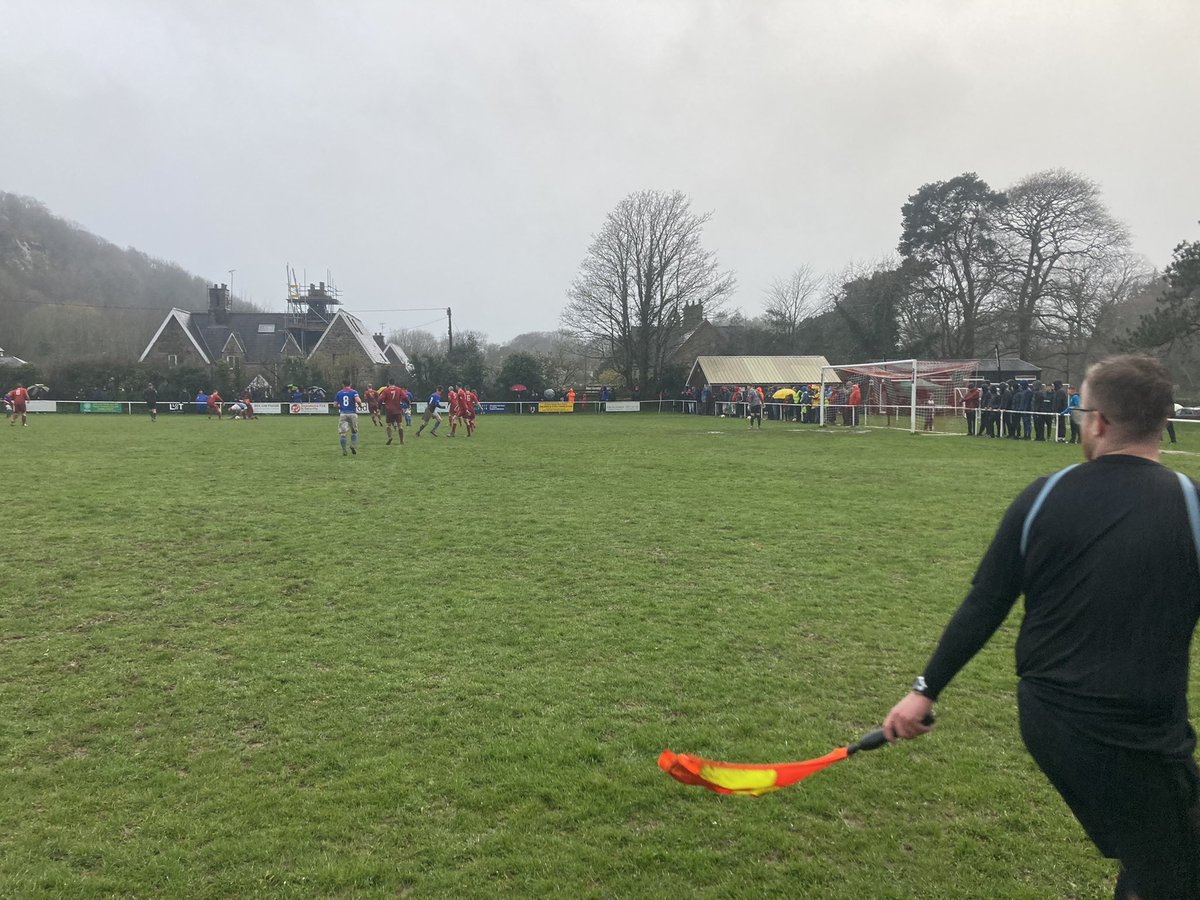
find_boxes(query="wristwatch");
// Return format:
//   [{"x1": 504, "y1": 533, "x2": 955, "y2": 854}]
[{"x1": 912, "y1": 676, "x2": 932, "y2": 697}]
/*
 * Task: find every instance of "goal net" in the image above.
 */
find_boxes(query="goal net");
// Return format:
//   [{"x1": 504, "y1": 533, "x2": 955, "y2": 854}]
[{"x1": 819, "y1": 359, "x2": 980, "y2": 433}]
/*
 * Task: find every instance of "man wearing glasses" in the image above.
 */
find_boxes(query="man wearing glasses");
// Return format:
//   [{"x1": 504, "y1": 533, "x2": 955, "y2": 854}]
[{"x1": 885, "y1": 354, "x2": 1200, "y2": 899}]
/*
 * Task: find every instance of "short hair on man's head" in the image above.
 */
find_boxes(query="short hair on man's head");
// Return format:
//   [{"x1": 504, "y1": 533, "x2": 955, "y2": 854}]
[{"x1": 1084, "y1": 354, "x2": 1173, "y2": 441}]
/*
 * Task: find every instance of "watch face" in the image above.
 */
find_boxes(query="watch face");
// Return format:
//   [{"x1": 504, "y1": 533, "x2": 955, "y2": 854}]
[{"x1": 913, "y1": 676, "x2": 928, "y2": 694}]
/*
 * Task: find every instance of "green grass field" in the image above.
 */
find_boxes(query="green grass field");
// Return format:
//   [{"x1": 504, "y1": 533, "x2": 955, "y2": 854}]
[{"x1": 4, "y1": 411, "x2": 1198, "y2": 898}]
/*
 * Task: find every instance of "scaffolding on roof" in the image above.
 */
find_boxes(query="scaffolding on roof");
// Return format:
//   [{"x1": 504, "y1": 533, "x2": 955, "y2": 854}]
[{"x1": 285, "y1": 266, "x2": 342, "y2": 352}]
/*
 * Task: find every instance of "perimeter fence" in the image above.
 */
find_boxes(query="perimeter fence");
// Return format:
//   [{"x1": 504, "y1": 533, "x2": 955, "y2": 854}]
[{"x1": 13, "y1": 398, "x2": 1200, "y2": 442}]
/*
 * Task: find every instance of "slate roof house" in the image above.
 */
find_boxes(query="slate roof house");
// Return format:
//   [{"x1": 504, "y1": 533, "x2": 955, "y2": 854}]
[
  {"x1": 664, "y1": 302, "x2": 741, "y2": 367},
  {"x1": 140, "y1": 283, "x2": 401, "y2": 391}
]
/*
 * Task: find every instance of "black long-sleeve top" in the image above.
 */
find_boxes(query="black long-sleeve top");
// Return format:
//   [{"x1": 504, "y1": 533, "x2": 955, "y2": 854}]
[{"x1": 922, "y1": 455, "x2": 1200, "y2": 756}]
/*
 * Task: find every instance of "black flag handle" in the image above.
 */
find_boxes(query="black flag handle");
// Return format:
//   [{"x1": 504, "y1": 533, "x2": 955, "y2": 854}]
[{"x1": 848, "y1": 714, "x2": 936, "y2": 755}]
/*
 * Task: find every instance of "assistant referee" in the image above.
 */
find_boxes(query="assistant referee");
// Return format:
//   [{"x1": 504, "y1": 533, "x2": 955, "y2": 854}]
[{"x1": 885, "y1": 354, "x2": 1200, "y2": 899}]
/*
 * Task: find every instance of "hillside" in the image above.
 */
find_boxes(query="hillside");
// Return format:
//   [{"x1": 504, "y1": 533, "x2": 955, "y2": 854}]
[{"x1": 0, "y1": 192, "x2": 227, "y2": 364}]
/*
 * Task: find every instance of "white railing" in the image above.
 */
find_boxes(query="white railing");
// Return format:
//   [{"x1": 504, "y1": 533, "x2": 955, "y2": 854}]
[{"x1": 13, "y1": 398, "x2": 1195, "y2": 442}]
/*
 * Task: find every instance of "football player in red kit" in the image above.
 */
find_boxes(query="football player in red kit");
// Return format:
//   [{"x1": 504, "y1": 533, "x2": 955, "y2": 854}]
[
  {"x1": 447, "y1": 385, "x2": 462, "y2": 437},
  {"x1": 364, "y1": 384, "x2": 382, "y2": 427},
  {"x1": 462, "y1": 385, "x2": 478, "y2": 436},
  {"x1": 207, "y1": 389, "x2": 223, "y2": 420},
  {"x1": 379, "y1": 379, "x2": 406, "y2": 445},
  {"x1": 6, "y1": 383, "x2": 30, "y2": 426}
]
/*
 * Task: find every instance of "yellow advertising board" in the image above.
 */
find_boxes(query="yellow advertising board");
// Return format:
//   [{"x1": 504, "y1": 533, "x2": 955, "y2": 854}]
[{"x1": 538, "y1": 402, "x2": 574, "y2": 414}]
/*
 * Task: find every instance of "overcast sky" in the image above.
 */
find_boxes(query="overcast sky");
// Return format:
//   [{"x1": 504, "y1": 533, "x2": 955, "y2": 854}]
[{"x1": 5, "y1": 0, "x2": 1198, "y2": 344}]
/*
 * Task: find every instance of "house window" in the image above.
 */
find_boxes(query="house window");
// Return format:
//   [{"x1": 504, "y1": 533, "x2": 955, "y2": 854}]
[
  {"x1": 258, "y1": 324, "x2": 276, "y2": 334},
  {"x1": 167, "y1": 354, "x2": 178, "y2": 368}
]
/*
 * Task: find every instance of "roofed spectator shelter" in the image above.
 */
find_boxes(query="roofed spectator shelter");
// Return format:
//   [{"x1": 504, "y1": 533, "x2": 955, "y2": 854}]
[{"x1": 686, "y1": 355, "x2": 833, "y2": 390}]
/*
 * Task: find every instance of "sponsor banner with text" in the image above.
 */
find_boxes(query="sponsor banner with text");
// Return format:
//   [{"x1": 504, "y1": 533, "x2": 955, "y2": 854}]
[
  {"x1": 481, "y1": 402, "x2": 506, "y2": 413},
  {"x1": 250, "y1": 403, "x2": 282, "y2": 414},
  {"x1": 28, "y1": 400, "x2": 56, "y2": 413},
  {"x1": 289, "y1": 402, "x2": 330, "y2": 415},
  {"x1": 538, "y1": 402, "x2": 574, "y2": 414},
  {"x1": 81, "y1": 401, "x2": 124, "y2": 413},
  {"x1": 605, "y1": 401, "x2": 640, "y2": 412}
]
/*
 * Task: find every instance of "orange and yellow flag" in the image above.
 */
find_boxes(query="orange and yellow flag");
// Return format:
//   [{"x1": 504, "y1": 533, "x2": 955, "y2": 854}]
[{"x1": 657, "y1": 747, "x2": 849, "y2": 797}]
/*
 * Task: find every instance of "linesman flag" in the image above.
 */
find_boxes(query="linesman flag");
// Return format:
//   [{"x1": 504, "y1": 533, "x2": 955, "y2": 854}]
[{"x1": 658, "y1": 717, "x2": 933, "y2": 797}]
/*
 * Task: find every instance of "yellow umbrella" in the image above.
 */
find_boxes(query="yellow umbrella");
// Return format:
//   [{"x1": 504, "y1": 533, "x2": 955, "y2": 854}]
[{"x1": 772, "y1": 388, "x2": 796, "y2": 401}]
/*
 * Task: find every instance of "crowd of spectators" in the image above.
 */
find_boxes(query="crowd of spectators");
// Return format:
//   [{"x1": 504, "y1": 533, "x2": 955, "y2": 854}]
[
  {"x1": 674, "y1": 379, "x2": 1102, "y2": 440},
  {"x1": 966, "y1": 380, "x2": 1076, "y2": 442},
  {"x1": 679, "y1": 383, "x2": 862, "y2": 424}
]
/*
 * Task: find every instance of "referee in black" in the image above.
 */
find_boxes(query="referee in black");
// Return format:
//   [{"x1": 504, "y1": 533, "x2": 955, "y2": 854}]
[
  {"x1": 885, "y1": 354, "x2": 1200, "y2": 899},
  {"x1": 143, "y1": 381, "x2": 158, "y2": 423}
]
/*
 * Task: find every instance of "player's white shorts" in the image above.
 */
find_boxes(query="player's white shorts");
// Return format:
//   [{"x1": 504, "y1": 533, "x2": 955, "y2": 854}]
[{"x1": 339, "y1": 413, "x2": 359, "y2": 434}]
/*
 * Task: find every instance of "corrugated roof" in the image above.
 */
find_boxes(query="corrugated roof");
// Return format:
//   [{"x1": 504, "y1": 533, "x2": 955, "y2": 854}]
[{"x1": 688, "y1": 356, "x2": 833, "y2": 386}]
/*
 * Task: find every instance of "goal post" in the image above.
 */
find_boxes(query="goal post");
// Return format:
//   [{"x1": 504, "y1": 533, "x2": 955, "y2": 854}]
[{"x1": 819, "y1": 359, "x2": 981, "y2": 434}]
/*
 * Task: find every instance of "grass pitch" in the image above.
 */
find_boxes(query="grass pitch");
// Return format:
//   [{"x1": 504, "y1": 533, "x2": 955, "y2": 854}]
[{"x1": 3, "y1": 411, "x2": 1198, "y2": 897}]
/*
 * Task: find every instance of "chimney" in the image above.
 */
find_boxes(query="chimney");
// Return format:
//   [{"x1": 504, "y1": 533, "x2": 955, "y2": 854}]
[
  {"x1": 374, "y1": 333, "x2": 386, "y2": 350},
  {"x1": 208, "y1": 283, "x2": 232, "y2": 325},
  {"x1": 682, "y1": 301, "x2": 703, "y2": 330}
]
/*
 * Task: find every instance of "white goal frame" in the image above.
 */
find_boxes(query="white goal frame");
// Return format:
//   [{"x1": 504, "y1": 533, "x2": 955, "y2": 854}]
[{"x1": 820, "y1": 358, "x2": 980, "y2": 434}]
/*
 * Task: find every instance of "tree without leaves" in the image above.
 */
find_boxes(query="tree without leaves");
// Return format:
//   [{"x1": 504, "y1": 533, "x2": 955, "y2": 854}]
[
  {"x1": 1040, "y1": 250, "x2": 1153, "y2": 384},
  {"x1": 899, "y1": 173, "x2": 1006, "y2": 357},
  {"x1": 561, "y1": 190, "x2": 734, "y2": 390},
  {"x1": 387, "y1": 328, "x2": 444, "y2": 393},
  {"x1": 995, "y1": 169, "x2": 1130, "y2": 359},
  {"x1": 762, "y1": 265, "x2": 826, "y2": 353},
  {"x1": 387, "y1": 328, "x2": 443, "y2": 358},
  {"x1": 541, "y1": 341, "x2": 588, "y2": 392}
]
